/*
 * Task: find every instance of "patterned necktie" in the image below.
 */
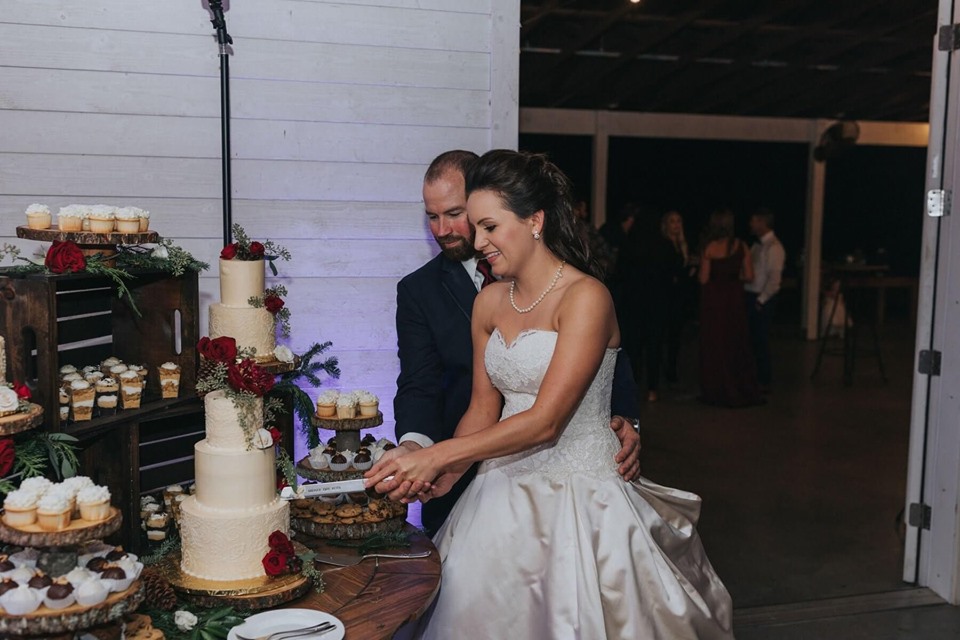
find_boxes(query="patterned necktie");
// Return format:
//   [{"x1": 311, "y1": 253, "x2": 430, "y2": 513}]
[{"x1": 476, "y1": 258, "x2": 497, "y2": 289}]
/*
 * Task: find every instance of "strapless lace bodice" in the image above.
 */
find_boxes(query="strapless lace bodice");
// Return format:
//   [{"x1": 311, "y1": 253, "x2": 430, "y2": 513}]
[{"x1": 481, "y1": 328, "x2": 620, "y2": 480}]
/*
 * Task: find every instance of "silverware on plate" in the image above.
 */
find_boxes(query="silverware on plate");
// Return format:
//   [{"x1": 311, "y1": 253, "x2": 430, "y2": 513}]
[
  {"x1": 234, "y1": 621, "x2": 336, "y2": 640},
  {"x1": 313, "y1": 550, "x2": 432, "y2": 567}
]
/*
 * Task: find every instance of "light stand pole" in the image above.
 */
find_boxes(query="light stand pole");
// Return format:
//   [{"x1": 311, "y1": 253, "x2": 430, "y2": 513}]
[{"x1": 207, "y1": 0, "x2": 234, "y2": 246}]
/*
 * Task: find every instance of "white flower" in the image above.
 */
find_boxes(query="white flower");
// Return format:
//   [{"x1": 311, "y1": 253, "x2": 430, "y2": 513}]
[
  {"x1": 174, "y1": 610, "x2": 198, "y2": 632},
  {"x1": 253, "y1": 428, "x2": 274, "y2": 449},
  {"x1": 275, "y1": 345, "x2": 294, "y2": 363},
  {"x1": 152, "y1": 245, "x2": 170, "y2": 259}
]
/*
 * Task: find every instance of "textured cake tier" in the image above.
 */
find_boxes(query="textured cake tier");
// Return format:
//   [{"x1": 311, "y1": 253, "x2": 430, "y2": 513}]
[
  {"x1": 219, "y1": 258, "x2": 265, "y2": 307},
  {"x1": 204, "y1": 390, "x2": 263, "y2": 450},
  {"x1": 209, "y1": 304, "x2": 276, "y2": 362},
  {"x1": 179, "y1": 495, "x2": 289, "y2": 581},
  {"x1": 194, "y1": 440, "x2": 277, "y2": 510}
]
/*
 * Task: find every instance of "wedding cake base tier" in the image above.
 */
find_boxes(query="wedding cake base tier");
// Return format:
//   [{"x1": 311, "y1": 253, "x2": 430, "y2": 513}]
[
  {"x1": 0, "y1": 403, "x2": 44, "y2": 436},
  {"x1": 296, "y1": 458, "x2": 364, "y2": 483},
  {"x1": 0, "y1": 579, "x2": 143, "y2": 637},
  {"x1": 0, "y1": 507, "x2": 121, "y2": 547},
  {"x1": 291, "y1": 513, "x2": 406, "y2": 541},
  {"x1": 158, "y1": 549, "x2": 311, "y2": 611}
]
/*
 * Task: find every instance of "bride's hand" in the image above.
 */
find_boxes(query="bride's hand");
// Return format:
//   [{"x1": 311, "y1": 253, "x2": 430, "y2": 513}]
[
  {"x1": 417, "y1": 470, "x2": 464, "y2": 503},
  {"x1": 364, "y1": 447, "x2": 442, "y2": 496}
]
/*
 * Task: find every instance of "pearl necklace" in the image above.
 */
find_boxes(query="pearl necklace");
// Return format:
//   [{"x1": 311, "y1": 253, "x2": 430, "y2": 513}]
[{"x1": 509, "y1": 261, "x2": 565, "y2": 314}]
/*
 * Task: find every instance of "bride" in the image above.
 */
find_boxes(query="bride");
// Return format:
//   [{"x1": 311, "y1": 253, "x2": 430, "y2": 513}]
[{"x1": 366, "y1": 150, "x2": 734, "y2": 639}]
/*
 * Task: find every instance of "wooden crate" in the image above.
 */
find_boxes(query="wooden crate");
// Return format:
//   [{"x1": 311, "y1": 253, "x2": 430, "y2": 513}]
[{"x1": 0, "y1": 269, "x2": 199, "y2": 434}]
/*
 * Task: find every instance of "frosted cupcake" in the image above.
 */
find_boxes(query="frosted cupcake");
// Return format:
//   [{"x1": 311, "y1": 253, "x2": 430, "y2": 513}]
[
  {"x1": 25, "y1": 204, "x2": 51, "y2": 230},
  {"x1": 57, "y1": 205, "x2": 85, "y2": 232},
  {"x1": 2, "y1": 490, "x2": 39, "y2": 528},
  {"x1": 88, "y1": 205, "x2": 116, "y2": 233},
  {"x1": 336, "y1": 393, "x2": 357, "y2": 419},
  {"x1": 18, "y1": 476, "x2": 52, "y2": 496},
  {"x1": 137, "y1": 208, "x2": 150, "y2": 232},
  {"x1": 316, "y1": 390, "x2": 338, "y2": 418},
  {"x1": 0, "y1": 386, "x2": 19, "y2": 417},
  {"x1": 70, "y1": 380, "x2": 95, "y2": 421},
  {"x1": 77, "y1": 485, "x2": 111, "y2": 522},
  {"x1": 115, "y1": 207, "x2": 142, "y2": 233},
  {"x1": 158, "y1": 362, "x2": 181, "y2": 399},
  {"x1": 357, "y1": 391, "x2": 379, "y2": 417},
  {"x1": 36, "y1": 493, "x2": 72, "y2": 531},
  {"x1": 119, "y1": 370, "x2": 142, "y2": 409}
]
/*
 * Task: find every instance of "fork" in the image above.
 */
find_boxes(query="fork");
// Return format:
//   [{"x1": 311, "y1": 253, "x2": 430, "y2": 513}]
[{"x1": 234, "y1": 621, "x2": 336, "y2": 640}]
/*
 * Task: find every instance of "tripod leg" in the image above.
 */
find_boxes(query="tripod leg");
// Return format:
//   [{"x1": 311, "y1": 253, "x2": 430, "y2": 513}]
[{"x1": 811, "y1": 286, "x2": 841, "y2": 379}]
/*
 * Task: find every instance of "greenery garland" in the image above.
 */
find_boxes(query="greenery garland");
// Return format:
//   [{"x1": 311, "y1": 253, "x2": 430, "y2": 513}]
[
  {"x1": 272, "y1": 342, "x2": 340, "y2": 449},
  {"x1": 0, "y1": 432, "x2": 80, "y2": 495}
]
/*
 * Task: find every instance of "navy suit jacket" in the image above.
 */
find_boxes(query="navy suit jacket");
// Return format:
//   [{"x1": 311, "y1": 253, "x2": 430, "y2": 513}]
[{"x1": 394, "y1": 253, "x2": 639, "y2": 535}]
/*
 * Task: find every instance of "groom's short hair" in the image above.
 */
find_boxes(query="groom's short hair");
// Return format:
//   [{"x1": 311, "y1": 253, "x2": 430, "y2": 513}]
[{"x1": 424, "y1": 150, "x2": 479, "y2": 184}]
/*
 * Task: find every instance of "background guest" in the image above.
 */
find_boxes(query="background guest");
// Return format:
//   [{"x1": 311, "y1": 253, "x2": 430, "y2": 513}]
[
  {"x1": 660, "y1": 210, "x2": 693, "y2": 385},
  {"x1": 744, "y1": 208, "x2": 786, "y2": 392}
]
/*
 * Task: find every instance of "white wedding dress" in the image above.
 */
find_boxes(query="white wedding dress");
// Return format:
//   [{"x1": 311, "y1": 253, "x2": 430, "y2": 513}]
[{"x1": 414, "y1": 329, "x2": 735, "y2": 639}]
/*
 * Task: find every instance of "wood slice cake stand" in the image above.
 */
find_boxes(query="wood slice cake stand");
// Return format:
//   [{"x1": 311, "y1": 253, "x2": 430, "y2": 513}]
[
  {"x1": 157, "y1": 546, "x2": 311, "y2": 611},
  {"x1": 0, "y1": 580, "x2": 144, "y2": 637},
  {"x1": 310, "y1": 411, "x2": 383, "y2": 452},
  {"x1": 0, "y1": 507, "x2": 122, "y2": 548},
  {"x1": 0, "y1": 403, "x2": 44, "y2": 437},
  {"x1": 289, "y1": 493, "x2": 408, "y2": 541},
  {"x1": 17, "y1": 226, "x2": 159, "y2": 266},
  {"x1": 256, "y1": 354, "x2": 301, "y2": 376}
]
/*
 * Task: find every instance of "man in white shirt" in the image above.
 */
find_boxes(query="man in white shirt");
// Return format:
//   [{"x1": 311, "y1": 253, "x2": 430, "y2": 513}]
[{"x1": 744, "y1": 209, "x2": 785, "y2": 390}]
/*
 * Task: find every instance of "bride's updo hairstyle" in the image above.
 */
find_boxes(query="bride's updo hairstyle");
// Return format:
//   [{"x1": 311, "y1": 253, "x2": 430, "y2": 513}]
[{"x1": 465, "y1": 149, "x2": 601, "y2": 279}]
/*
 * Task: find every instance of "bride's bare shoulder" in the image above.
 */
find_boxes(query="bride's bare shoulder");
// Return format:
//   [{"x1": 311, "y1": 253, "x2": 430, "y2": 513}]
[{"x1": 560, "y1": 272, "x2": 613, "y2": 309}]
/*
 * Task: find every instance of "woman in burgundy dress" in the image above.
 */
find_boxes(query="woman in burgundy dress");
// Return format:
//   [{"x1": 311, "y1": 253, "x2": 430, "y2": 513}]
[{"x1": 698, "y1": 209, "x2": 763, "y2": 407}]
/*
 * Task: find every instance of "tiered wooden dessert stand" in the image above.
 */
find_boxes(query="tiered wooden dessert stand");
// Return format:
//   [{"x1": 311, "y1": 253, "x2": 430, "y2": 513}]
[
  {"x1": 291, "y1": 412, "x2": 408, "y2": 540},
  {"x1": 0, "y1": 509, "x2": 144, "y2": 637},
  {"x1": 16, "y1": 226, "x2": 159, "y2": 266},
  {"x1": 0, "y1": 402, "x2": 44, "y2": 437}
]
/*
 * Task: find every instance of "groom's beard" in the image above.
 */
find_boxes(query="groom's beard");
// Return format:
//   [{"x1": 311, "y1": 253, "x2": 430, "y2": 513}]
[{"x1": 436, "y1": 231, "x2": 476, "y2": 262}]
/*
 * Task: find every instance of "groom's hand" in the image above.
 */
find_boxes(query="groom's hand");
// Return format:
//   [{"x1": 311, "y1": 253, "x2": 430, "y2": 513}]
[
  {"x1": 610, "y1": 415, "x2": 641, "y2": 481},
  {"x1": 366, "y1": 441, "x2": 426, "y2": 502}
]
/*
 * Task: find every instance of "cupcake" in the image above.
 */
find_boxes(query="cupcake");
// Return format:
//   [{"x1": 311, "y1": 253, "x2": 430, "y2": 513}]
[
  {"x1": 0, "y1": 584, "x2": 42, "y2": 615},
  {"x1": 77, "y1": 485, "x2": 111, "y2": 522},
  {"x1": 119, "y1": 370, "x2": 142, "y2": 409},
  {"x1": 36, "y1": 493, "x2": 72, "y2": 531},
  {"x1": 97, "y1": 394, "x2": 118, "y2": 416},
  {"x1": 357, "y1": 391, "x2": 379, "y2": 417},
  {"x1": 316, "y1": 390, "x2": 338, "y2": 418},
  {"x1": 88, "y1": 205, "x2": 116, "y2": 234},
  {"x1": 18, "y1": 477, "x2": 52, "y2": 495},
  {"x1": 158, "y1": 362, "x2": 181, "y2": 399},
  {"x1": 44, "y1": 579, "x2": 76, "y2": 609},
  {"x1": 75, "y1": 578, "x2": 108, "y2": 606},
  {"x1": 115, "y1": 207, "x2": 142, "y2": 233},
  {"x1": 70, "y1": 379, "x2": 95, "y2": 421},
  {"x1": 57, "y1": 205, "x2": 84, "y2": 232},
  {"x1": 96, "y1": 377, "x2": 119, "y2": 395},
  {"x1": 335, "y1": 394, "x2": 357, "y2": 419},
  {"x1": 0, "y1": 386, "x2": 19, "y2": 417},
  {"x1": 138, "y1": 209, "x2": 150, "y2": 232},
  {"x1": 24, "y1": 204, "x2": 51, "y2": 230},
  {"x1": 2, "y1": 490, "x2": 38, "y2": 528}
]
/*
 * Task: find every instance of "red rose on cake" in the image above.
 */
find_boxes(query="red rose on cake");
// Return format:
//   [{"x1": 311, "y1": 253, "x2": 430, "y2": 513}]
[
  {"x1": 264, "y1": 294, "x2": 285, "y2": 315},
  {"x1": 220, "y1": 243, "x2": 238, "y2": 260},
  {"x1": 44, "y1": 241, "x2": 86, "y2": 274},
  {"x1": 0, "y1": 438, "x2": 15, "y2": 477},
  {"x1": 12, "y1": 381, "x2": 31, "y2": 400},
  {"x1": 249, "y1": 241, "x2": 265, "y2": 258},
  {"x1": 268, "y1": 530, "x2": 295, "y2": 556},
  {"x1": 227, "y1": 359, "x2": 275, "y2": 396},
  {"x1": 197, "y1": 336, "x2": 238, "y2": 364},
  {"x1": 262, "y1": 550, "x2": 288, "y2": 577}
]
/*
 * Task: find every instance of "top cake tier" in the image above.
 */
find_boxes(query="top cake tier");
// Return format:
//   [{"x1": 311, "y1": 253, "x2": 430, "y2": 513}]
[{"x1": 219, "y1": 258, "x2": 264, "y2": 307}]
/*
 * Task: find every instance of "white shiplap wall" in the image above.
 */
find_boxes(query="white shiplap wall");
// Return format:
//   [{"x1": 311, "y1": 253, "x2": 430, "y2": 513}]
[{"x1": 0, "y1": 0, "x2": 520, "y2": 455}]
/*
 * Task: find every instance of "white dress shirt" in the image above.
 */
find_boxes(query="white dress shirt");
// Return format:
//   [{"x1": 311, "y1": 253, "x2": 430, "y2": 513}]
[{"x1": 745, "y1": 231, "x2": 785, "y2": 304}]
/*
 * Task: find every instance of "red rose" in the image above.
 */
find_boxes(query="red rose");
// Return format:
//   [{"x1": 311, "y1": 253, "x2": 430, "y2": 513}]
[
  {"x1": 249, "y1": 242, "x2": 265, "y2": 258},
  {"x1": 44, "y1": 241, "x2": 86, "y2": 274},
  {"x1": 268, "y1": 530, "x2": 295, "y2": 555},
  {"x1": 227, "y1": 359, "x2": 275, "y2": 396},
  {"x1": 262, "y1": 550, "x2": 289, "y2": 577},
  {"x1": 220, "y1": 243, "x2": 238, "y2": 260},
  {"x1": 268, "y1": 427, "x2": 282, "y2": 445},
  {"x1": 0, "y1": 438, "x2": 15, "y2": 477},
  {"x1": 264, "y1": 295, "x2": 284, "y2": 315},
  {"x1": 197, "y1": 336, "x2": 238, "y2": 363},
  {"x1": 12, "y1": 382, "x2": 31, "y2": 401}
]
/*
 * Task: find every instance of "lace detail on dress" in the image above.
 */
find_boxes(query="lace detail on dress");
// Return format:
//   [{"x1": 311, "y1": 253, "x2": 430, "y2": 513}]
[{"x1": 481, "y1": 328, "x2": 620, "y2": 481}]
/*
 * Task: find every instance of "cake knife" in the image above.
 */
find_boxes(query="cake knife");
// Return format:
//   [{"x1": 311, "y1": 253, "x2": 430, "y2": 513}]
[{"x1": 280, "y1": 479, "x2": 367, "y2": 500}]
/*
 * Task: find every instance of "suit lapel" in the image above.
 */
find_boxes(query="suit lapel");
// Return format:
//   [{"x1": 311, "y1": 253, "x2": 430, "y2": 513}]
[{"x1": 439, "y1": 257, "x2": 477, "y2": 323}]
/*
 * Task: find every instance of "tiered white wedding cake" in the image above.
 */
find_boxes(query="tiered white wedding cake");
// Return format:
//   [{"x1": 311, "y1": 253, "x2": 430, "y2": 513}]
[
  {"x1": 209, "y1": 258, "x2": 276, "y2": 362},
  {"x1": 179, "y1": 391, "x2": 289, "y2": 581}
]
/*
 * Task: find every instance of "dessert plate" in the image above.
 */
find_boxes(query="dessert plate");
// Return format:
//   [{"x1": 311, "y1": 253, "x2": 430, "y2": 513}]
[{"x1": 228, "y1": 609, "x2": 344, "y2": 640}]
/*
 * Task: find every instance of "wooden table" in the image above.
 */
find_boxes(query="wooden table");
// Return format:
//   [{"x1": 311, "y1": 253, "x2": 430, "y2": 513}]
[{"x1": 287, "y1": 527, "x2": 441, "y2": 639}]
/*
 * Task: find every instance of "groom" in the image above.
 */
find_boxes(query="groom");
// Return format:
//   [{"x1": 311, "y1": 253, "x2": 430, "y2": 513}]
[{"x1": 387, "y1": 150, "x2": 642, "y2": 536}]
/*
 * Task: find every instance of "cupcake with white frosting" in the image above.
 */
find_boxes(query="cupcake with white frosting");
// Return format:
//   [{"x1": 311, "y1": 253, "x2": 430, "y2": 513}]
[
  {"x1": 77, "y1": 485, "x2": 111, "y2": 522},
  {"x1": 356, "y1": 390, "x2": 379, "y2": 417},
  {"x1": 2, "y1": 490, "x2": 39, "y2": 528},
  {"x1": 115, "y1": 207, "x2": 142, "y2": 233},
  {"x1": 25, "y1": 204, "x2": 51, "y2": 230},
  {"x1": 18, "y1": 476, "x2": 52, "y2": 496},
  {"x1": 335, "y1": 393, "x2": 357, "y2": 419},
  {"x1": 316, "y1": 389, "x2": 338, "y2": 417},
  {"x1": 57, "y1": 205, "x2": 84, "y2": 232},
  {"x1": 36, "y1": 492, "x2": 72, "y2": 531},
  {"x1": 88, "y1": 204, "x2": 117, "y2": 234}
]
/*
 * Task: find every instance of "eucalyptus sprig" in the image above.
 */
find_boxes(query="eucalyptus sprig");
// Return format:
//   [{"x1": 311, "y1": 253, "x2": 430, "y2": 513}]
[
  {"x1": 141, "y1": 531, "x2": 182, "y2": 566},
  {"x1": 83, "y1": 253, "x2": 140, "y2": 316},
  {"x1": 272, "y1": 342, "x2": 340, "y2": 449},
  {"x1": 276, "y1": 447, "x2": 298, "y2": 491},
  {"x1": 116, "y1": 238, "x2": 209, "y2": 277},
  {"x1": 327, "y1": 529, "x2": 422, "y2": 555},
  {"x1": 231, "y1": 224, "x2": 291, "y2": 275}
]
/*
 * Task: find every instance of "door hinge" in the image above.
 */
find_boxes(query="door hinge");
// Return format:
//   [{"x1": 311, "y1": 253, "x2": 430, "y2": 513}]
[
  {"x1": 918, "y1": 350, "x2": 942, "y2": 376},
  {"x1": 908, "y1": 503, "x2": 932, "y2": 530},
  {"x1": 927, "y1": 189, "x2": 951, "y2": 217},
  {"x1": 938, "y1": 24, "x2": 960, "y2": 51}
]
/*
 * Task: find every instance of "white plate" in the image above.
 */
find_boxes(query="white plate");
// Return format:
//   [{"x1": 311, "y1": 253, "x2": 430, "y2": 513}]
[{"x1": 227, "y1": 608, "x2": 344, "y2": 640}]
